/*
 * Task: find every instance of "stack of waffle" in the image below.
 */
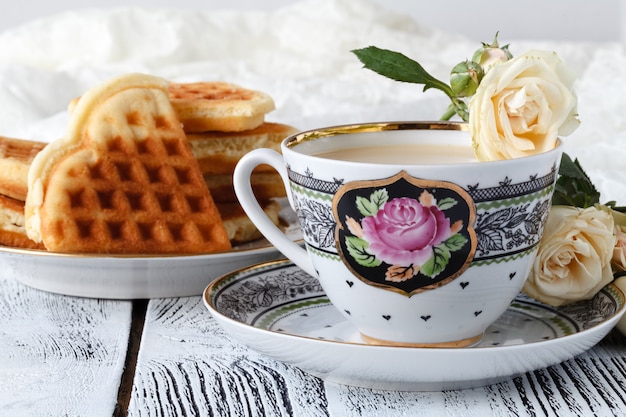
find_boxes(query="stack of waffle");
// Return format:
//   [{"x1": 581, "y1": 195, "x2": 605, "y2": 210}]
[
  {"x1": 0, "y1": 74, "x2": 296, "y2": 254},
  {"x1": 0, "y1": 137, "x2": 46, "y2": 249},
  {"x1": 170, "y1": 82, "x2": 297, "y2": 244}
]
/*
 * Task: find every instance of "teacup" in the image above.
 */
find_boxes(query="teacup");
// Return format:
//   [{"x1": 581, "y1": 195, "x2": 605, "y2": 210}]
[{"x1": 233, "y1": 121, "x2": 562, "y2": 347}]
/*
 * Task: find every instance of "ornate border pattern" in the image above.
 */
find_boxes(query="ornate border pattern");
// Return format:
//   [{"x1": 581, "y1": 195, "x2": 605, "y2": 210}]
[{"x1": 288, "y1": 165, "x2": 556, "y2": 262}]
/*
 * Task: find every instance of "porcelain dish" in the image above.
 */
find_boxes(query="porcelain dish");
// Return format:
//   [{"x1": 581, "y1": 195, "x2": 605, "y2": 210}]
[
  {"x1": 5, "y1": 200, "x2": 300, "y2": 299},
  {"x1": 204, "y1": 259, "x2": 626, "y2": 391}
]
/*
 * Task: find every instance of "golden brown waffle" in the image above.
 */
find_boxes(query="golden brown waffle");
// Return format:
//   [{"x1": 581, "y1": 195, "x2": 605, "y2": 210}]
[
  {"x1": 204, "y1": 172, "x2": 286, "y2": 203},
  {"x1": 188, "y1": 122, "x2": 298, "y2": 175},
  {"x1": 0, "y1": 194, "x2": 44, "y2": 249},
  {"x1": 168, "y1": 81, "x2": 275, "y2": 133},
  {"x1": 0, "y1": 136, "x2": 46, "y2": 201},
  {"x1": 0, "y1": 136, "x2": 285, "y2": 247},
  {"x1": 0, "y1": 192, "x2": 278, "y2": 250},
  {"x1": 217, "y1": 200, "x2": 281, "y2": 245},
  {"x1": 25, "y1": 73, "x2": 232, "y2": 254}
]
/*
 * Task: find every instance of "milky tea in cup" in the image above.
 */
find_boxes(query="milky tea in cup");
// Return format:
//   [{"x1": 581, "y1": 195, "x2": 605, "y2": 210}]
[{"x1": 234, "y1": 122, "x2": 562, "y2": 347}]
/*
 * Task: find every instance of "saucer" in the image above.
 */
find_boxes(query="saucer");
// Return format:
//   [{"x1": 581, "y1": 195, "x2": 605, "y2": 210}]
[
  {"x1": 203, "y1": 259, "x2": 626, "y2": 391},
  {"x1": 5, "y1": 200, "x2": 301, "y2": 299}
]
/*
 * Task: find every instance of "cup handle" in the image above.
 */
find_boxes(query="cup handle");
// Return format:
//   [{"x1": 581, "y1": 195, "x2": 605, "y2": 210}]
[{"x1": 233, "y1": 149, "x2": 316, "y2": 277}]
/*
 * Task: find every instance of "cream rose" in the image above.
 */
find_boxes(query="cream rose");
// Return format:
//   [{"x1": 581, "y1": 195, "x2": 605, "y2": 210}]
[
  {"x1": 613, "y1": 276, "x2": 626, "y2": 336},
  {"x1": 469, "y1": 50, "x2": 580, "y2": 161},
  {"x1": 610, "y1": 209, "x2": 626, "y2": 272},
  {"x1": 612, "y1": 225, "x2": 626, "y2": 272},
  {"x1": 522, "y1": 205, "x2": 616, "y2": 307}
]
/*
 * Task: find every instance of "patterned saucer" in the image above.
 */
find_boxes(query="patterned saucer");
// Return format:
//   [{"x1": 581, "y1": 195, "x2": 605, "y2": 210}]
[{"x1": 204, "y1": 259, "x2": 626, "y2": 391}]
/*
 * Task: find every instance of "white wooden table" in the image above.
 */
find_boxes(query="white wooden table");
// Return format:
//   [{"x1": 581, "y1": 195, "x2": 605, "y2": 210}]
[{"x1": 2, "y1": 269, "x2": 626, "y2": 417}]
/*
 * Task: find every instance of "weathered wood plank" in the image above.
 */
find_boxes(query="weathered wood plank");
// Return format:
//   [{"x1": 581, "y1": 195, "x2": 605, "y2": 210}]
[
  {"x1": 131, "y1": 294, "x2": 626, "y2": 417},
  {"x1": 0, "y1": 273, "x2": 133, "y2": 416},
  {"x1": 324, "y1": 331, "x2": 626, "y2": 417},
  {"x1": 129, "y1": 297, "x2": 330, "y2": 417}
]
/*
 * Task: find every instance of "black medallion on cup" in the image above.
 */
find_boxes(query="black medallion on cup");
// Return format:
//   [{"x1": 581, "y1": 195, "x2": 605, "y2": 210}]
[{"x1": 333, "y1": 171, "x2": 477, "y2": 297}]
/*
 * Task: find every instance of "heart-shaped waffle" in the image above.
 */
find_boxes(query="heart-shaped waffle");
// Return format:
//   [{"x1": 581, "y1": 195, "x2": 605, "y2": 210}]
[{"x1": 25, "y1": 73, "x2": 231, "y2": 254}]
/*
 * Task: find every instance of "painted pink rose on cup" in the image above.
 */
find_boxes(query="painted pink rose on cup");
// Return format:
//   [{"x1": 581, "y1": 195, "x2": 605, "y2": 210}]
[
  {"x1": 335, "y1": 173, "x2": 476, "y2": 296},
  {"x1": 361, "y1": 196, "x2": 452, "y2": 266}
]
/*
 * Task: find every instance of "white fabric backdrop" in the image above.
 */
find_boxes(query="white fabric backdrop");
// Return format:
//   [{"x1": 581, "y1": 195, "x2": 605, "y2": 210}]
[
  {"x1": 0, "y1": 0, "x2": 624, "y2": 203},
  {"x1": 0, "y1": 0, "x2": 621, "y2": 41}
]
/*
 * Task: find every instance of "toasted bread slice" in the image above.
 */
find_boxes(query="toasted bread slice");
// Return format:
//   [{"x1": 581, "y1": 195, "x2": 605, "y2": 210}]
[{"x1": 25, "y1": 73, "x2": 231, "y2": 254}]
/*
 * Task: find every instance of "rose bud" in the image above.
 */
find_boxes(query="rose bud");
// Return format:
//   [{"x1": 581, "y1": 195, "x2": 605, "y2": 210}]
[
  {"x1": 450, "y1": 60, "x2": 484, "y2": 97},
  {"x1": 472, "y1": 34, "x2": 513, "y2": 70}
]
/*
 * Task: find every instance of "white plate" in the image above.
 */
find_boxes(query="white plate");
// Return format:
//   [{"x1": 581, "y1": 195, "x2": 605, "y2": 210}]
[
  {"x1": 204, "y1": 259, "x2": 626, "y2": 391},
  {"x1": 5, "y1": 202, "x2": 301, "y2": 299}
]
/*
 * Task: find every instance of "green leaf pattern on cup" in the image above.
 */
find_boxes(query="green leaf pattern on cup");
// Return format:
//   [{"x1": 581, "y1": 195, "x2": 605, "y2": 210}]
[{"x1": 355, "y1": 189, "x2": 389, "y2": 216}]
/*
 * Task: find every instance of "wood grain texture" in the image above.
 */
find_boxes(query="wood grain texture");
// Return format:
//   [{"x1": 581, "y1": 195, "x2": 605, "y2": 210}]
[
  {"x1": 0, "y1": 273, "x2": 133, "y2": 417},
  {"x1": 325, "y1": 331, "x2": 626, "y2": 417},
  {"x1": 130, "y1": 296, "x2": 626, "y2": 417},
  {"x1": 129, "y1": 297, "x2": 330, "y2": 417}
]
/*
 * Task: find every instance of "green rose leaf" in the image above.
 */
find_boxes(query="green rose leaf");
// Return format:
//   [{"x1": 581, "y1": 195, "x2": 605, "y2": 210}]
[
  {"x1": 345, "y1": 236, "x2": 381, "y2": 267},
  {"x1": 436, "y1": 197, "x2": 458, "y2": 211},
  {"x1": 355, "y1": 189, "x2": 388, "y2": 216},
  {"x1": 552, "y1": 153, "x2": 600, "y2": 208},
  {"x1": 369, "y1": 188, "x2": 388, "y2": 209},
  {"x1": 421, "y1": 245, "x2": 451, "y2": 278},
  {"x1": 442, "y1": 233, "x2": 468, "y2": 251},
  {"x1": 352, "y1": 46, "x2": 453, "y2": 94},
  {"x1": 351, "y1": 46, "x2": 469, "y2": 121},
  {"x1": 356, "y1": 196, "x2": 378, "y2": 217}
]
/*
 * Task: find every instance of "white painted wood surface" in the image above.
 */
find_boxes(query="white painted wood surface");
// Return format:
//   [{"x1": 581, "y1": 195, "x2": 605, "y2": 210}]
[
  {"x1": 129, "y1": 297, "x2": 331, "y2": 417},
  {"x1": 1, "y1": 277, "x2": 626, "y2": 416},
  {"x1": 129, "y1": 296, "x2": 626, "y2": 417},
  {"x1": 0, "y1": 274, "x2": 132, "y2": 416}
]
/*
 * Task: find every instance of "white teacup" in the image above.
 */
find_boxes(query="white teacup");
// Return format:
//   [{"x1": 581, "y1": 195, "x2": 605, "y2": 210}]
[{"x1": 234, "y1": 121, "x2": 562, "y2": 347}]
